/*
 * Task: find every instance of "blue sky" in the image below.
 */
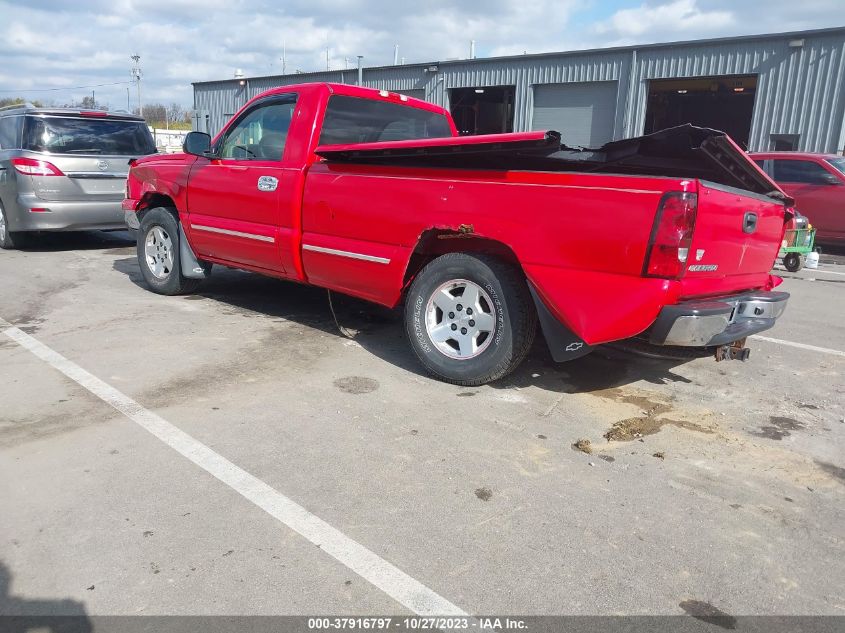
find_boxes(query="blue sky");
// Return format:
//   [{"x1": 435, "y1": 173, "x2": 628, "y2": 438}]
[{"x1": 0, "y1": 0, "x2": 841, "y2": 109}]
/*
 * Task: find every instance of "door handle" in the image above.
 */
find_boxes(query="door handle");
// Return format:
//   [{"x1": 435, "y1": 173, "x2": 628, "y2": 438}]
[
  {"x1": 743, "y1": 211, "x2": 758, "y2": 234},
  {"x1": 257, "y1": 176, "x2": 278, "y2": 192}
]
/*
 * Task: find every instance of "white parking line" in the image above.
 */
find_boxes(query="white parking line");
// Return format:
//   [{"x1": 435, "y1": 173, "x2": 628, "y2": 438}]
[
  {"x1": 752, "y1": 335, "x2": 845, "y2": 358},
  {"x1": 0, "y1": 317, "x2": 466, "y2": 617}
]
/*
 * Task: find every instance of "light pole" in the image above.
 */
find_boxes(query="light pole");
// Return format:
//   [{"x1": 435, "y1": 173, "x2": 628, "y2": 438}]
[
  {"x1": 357, "y1": 55, "x2": 363, "y2": 86},
  {"x1": 130, "y1": 54, "x2": 143, "y2": 118}
]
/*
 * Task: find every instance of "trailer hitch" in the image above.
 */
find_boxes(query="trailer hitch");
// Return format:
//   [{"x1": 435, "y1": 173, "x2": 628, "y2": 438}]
[{"x1": 715, "y1": 338, "x2": 750, "y2": 362}]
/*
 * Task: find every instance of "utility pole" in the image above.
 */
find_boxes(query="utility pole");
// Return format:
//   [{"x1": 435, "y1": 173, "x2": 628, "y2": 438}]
[
  {"x1": 92, "y1": 90, "x2": 95, "y2": 108},
  {"x1": 130, "y1": 54, "x2": 142, "y2": 118},
  {"x1": 326, "y1": 47, "x2": 330, "y2": 71},
  {"x1": 282, "y1": 41, "x2": 287, "y2": 75},
  {"x1": 394, "y1": 44, "x2": 399, "y2": 65}
]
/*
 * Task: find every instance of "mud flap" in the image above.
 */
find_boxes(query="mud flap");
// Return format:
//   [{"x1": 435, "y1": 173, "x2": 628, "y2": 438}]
[
  {"x1": 178, "y1": 224, "x2": 211, "y2": 279},
  {"x1": 527, "y1": 283, "x2": 593, "y2": 362}
]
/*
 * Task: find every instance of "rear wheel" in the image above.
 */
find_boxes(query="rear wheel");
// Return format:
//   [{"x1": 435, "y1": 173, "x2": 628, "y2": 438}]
[
  {"x1": 0, "y1": 201, "x2": 29, "y2": 250},
  {"x1": 783, "y1": 252, "x2": 803, "y2": 272},
  {"x1": 137, "y1": 207, "x2": 203, "y2": 295},
  {"x1": 404, "y1": 252, "x2": 537, "y2": 385}
]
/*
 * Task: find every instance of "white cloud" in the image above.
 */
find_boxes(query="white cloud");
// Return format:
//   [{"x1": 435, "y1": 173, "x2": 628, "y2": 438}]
[
  {"x1": 0, "y1": 0, "x2": 839, "y2": 109},
  {"x1": 595, "y1": 0, "x2": 734, "y2": 39}
]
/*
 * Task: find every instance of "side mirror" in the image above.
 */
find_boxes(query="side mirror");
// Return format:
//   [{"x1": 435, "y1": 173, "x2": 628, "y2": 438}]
[{"x1": 184, "y1": 131, "x2": 213, "y2": 157}]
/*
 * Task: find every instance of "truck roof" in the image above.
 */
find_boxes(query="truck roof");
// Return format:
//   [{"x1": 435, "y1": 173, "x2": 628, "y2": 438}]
[{"x1": 254, "y1": 82, "x2": 449, "y2": 116}]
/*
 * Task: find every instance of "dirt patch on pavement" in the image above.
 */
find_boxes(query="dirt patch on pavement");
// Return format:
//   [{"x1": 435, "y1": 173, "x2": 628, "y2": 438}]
[
  {"x1": 334, "y1": 376, "x2": 379, "y2": 394},
  {"x1": 572, "y1": 438, "x2": 593, "y2": 454},
  {"x1": 591, "y1": 387, "x2": 713, "y2": 442},
  {"x1": 474, "y1": 487, "x2": 492, "y2": 501},
  {"x1": 750, "y1": 416, "x2": 806, "y2": 441},
  {"x1": 604, "y1": 416, "x2": 712, "y2": 442}
]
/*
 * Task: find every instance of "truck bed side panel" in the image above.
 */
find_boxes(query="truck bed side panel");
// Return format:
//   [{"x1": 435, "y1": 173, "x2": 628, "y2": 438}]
[{"x1": 300, "y1": 163, "x2": 685, "y2": 342}]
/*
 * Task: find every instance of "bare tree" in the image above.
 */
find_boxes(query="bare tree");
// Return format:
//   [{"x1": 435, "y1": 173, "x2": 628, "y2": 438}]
[{"x1": 166, "y1": 102, "x2": 185, "y2": 125}]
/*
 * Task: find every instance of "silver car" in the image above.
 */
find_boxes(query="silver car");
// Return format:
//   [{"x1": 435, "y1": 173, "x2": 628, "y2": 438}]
[{"x1": 0, "y1": 103, "x2": 156, "y2": 249}]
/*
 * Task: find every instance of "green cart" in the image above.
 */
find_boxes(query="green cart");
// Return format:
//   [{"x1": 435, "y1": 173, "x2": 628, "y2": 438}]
[{"x1": 780, "y1": 227, "x2": 816, "y2": 272}]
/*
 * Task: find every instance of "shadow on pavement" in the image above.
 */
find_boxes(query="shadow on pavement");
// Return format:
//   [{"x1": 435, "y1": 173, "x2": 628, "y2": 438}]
[
  {"x1": 0, "y1": 561, "x2": 92, "y2": 632},
  {"x1": 112, "y1": 256, "x2": 694, "y2": 394},
  {"x1": 16, "y1": 230, "x2": 134, "y2": 253}
]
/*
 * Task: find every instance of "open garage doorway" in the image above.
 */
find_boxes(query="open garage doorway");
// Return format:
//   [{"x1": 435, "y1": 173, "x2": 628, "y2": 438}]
[
  {"x1": 644, "y1": 75, "x2": 757, "y2": 148},
  {"x1": 450, "y1": 86, "x2": 515, "y2": 135}
]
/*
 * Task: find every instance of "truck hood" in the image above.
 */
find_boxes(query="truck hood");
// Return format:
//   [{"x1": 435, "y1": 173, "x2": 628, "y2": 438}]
[
  {"x1": 316, "y1": 125, "x2": 792, "y2": 206},
  {"x1": 131, "y1": 152, "x2": 194, "y2": 167}
]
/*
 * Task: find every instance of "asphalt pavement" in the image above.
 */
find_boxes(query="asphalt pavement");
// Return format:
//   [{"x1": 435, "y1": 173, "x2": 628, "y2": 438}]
[{"x1": 1, "y1": 231, "x2": 843, "y2": 621}]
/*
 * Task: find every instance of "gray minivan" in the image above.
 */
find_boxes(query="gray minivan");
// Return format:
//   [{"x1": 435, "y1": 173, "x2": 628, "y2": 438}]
[{"x1": 0, "y1": 104, "x2": 156, "y2": 249}]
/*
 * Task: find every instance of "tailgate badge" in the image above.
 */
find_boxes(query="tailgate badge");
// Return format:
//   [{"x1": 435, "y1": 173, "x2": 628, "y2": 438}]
[
  {"x1": 96, "y1": 160, "x2": 109, "y2": 171},
  {"x1": 688, "y1": 264, "x2": 718, "y2": 272},
  {"x1": 695, "y1": 249, "x2": 705, "y2": 261}
]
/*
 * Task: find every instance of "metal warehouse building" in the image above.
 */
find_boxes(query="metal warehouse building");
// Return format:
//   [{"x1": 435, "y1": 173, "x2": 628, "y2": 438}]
[{"x1": 193, "y1": 27, "x2": 845, "y2": 153}]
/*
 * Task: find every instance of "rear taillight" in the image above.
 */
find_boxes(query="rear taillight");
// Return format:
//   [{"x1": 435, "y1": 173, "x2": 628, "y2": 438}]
[
  {"x1": 11, "y1": 157, "x2": 64, "y2": 176},
  {"x1": 643, "y1": 192, "x2": 698, "y2": 279}
]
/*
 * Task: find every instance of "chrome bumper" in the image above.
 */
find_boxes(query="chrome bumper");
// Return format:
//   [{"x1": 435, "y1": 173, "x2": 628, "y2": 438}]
[{"x1": 649, "y1": 291, "x2": 789, "y2": 347}]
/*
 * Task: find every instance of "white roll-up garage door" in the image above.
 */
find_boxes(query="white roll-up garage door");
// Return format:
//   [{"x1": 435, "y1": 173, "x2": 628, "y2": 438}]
[{"x1": 532, "y1": 81, "x2": 619, "y2": 148}]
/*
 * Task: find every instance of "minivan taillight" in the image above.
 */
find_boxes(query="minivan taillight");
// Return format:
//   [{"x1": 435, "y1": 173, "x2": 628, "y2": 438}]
[
  {"x1": 11, "y1": 157, "x2": 65, "y2": 176},
  {"x1": 643, "y1": 192, "x2": 698, "y2": 279}
]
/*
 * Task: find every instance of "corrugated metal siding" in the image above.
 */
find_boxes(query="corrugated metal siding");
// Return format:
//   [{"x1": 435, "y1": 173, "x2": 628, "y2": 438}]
[
  {"x1": 194, "y1": 29, "x2": 845, "y2": 152},
  {"x1": 627, "y1": 33, "x2": 845, "y2": 151}
]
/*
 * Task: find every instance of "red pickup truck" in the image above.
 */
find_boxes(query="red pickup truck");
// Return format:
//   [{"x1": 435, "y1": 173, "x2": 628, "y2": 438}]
[{"x1": 123, "y1": 82, "x2": 791, "y2": 385}]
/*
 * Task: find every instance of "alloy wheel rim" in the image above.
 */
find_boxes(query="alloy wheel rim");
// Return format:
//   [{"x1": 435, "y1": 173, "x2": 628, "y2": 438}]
[
  {"x1": 144, "y1": 226, "x2": 174, "y2": 279},
  {"x1": 425, "y1": 278, "x2": 496, "y2": 359},
  {"x1": 0, "y1": 210, "x2": 6, "y2": 242}
]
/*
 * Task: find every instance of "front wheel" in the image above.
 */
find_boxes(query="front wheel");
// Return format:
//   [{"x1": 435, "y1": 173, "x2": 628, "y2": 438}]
[
  {"x1": 137, "y1": 207, "x2": 203, "y2": 295},
  {"x1": 404, "y1": 252, "x2": 537, "y2": 385},
  {"x1": 783, "y1": 252, "x2": 803, "y2": 272}
]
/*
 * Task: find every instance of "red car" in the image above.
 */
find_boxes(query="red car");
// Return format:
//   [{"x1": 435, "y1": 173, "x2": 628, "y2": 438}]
[
  {"x1": 751, "y1": 152, "x2": 845, "y2": 244},
  {"x1": 123, "y1": 83, "x2": 791, "y2": 385}
]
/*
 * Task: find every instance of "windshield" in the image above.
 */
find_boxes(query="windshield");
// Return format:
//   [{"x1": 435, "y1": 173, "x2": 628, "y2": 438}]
[
  {"x1": 827, "y1": 157, "x2": 845, "y2": 176},
  {"x1": 23, "y1": 115, "x2": 156, "y2": 155}
]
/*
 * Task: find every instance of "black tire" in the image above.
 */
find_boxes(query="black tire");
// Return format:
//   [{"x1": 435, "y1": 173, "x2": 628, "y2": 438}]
[
  {"x1": 783, "y1": 252, "x2": 803, "y2": 272},
  {"x1": 0, "y1": 201, "x2": 30, "y2": 250},
  {"x1": 137, "y1": 207, "x2": 203, "y2": 295},
  {"x1": 404, "y1": 252, "x2": 537, "y2": 385}
]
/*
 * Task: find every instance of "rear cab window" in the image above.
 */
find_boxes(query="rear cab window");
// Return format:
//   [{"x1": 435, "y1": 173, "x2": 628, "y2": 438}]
[
  {"x1": 318, "y1": 95, "x2": 452, "y2": 145},
  {"x1": 23, "y1": 115, "x2": 156, "y2": 156}
]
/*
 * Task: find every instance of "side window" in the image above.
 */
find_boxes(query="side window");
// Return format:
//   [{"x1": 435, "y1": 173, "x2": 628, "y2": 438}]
[
  {"x1": 218, "y1": 95, "x2": 297, "y2": 160},
  {"x1": 772, "y1": 160, "x2": 834, "y2": 185},
  {"x1": 0, "y1": 116, "x2": 19, "y2": 150}
]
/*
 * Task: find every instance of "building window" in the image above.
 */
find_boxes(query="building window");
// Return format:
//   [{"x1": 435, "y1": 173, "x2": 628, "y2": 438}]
[{"x1": 770, "y1": 134, "x2": 799, "y2": 151}]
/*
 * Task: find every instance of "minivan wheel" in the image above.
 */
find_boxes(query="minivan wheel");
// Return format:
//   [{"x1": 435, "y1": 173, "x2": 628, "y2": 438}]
[
  {"x1": 0, "y1": 202, "x2": 28, "y2": 250},
  {"x1": 137, "y1": 207, "x2": 203, "y2": 295},
  {"x1": 404, "y1": 252, "x2": 537, "y2": 386}
]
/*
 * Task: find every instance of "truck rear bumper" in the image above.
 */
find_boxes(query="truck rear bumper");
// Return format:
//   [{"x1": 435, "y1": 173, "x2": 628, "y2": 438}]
[{"x1": 648, "y1": 290, "x2": 789, "y2": 347}]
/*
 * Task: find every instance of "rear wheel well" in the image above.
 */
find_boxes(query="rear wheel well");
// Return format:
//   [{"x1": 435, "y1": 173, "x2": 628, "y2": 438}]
[
  {"x1": 138, "y1": 194, "x2": 178, "y2": 223},
  {"x1": 403, "y1": 229, "x2": 522, "y2": 290}
]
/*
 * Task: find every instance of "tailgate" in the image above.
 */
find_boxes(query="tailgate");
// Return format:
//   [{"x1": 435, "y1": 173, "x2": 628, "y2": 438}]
[
  {"x1": 32, "y1": 154, "x2": 130, "y2": 202},
  {"x1": 681, "y1": 181, "x2": 787, "y2": 296}
]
